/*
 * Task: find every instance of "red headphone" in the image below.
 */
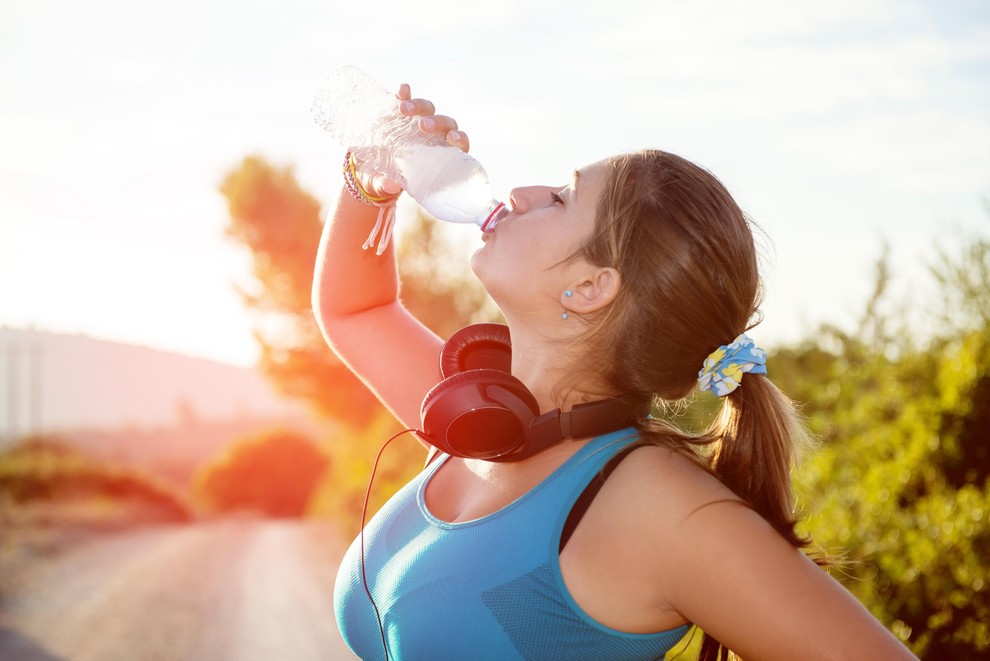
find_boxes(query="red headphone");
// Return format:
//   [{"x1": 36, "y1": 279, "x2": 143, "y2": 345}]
[{"x1": 418, "y1": 323, "x2": 640, "y2": 461}]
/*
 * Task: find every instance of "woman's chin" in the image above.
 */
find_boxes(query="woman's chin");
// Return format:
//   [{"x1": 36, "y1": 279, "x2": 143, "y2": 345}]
[{"x1": 469, "y1": 245, "x2": 486, "y2": 276}]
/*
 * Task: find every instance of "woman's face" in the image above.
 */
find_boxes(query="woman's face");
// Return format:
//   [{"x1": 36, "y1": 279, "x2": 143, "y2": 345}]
[{"x1": 471, "y1": 159, "x2": 609, "y2": 317}]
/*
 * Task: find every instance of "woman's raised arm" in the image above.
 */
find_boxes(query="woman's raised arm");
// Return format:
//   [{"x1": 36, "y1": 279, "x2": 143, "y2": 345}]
[{"x1": 311, "y1": 85, "x2": 468, "y2": 431}]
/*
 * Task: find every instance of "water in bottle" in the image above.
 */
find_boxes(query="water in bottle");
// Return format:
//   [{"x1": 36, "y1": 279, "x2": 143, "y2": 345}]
[
  {"x1": 394, "y1": 145, "x2": 507, "y2": 230},
  {"x1": 311, "y1": 66, "x2": 508, "y2": 253}
]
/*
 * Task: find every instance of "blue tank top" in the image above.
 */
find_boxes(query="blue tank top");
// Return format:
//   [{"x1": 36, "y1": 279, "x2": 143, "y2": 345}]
[{"x1": 334, "y1": 429, "x2": 691, "y2": 660}]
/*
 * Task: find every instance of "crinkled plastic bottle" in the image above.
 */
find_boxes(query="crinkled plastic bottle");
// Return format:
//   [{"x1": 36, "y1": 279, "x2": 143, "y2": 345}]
[{"x1": 311, "y1": 66, "x2": 508, "y2": 253}]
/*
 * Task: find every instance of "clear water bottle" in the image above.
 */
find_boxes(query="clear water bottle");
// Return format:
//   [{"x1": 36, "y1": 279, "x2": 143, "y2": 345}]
[{"x1": 311, "y1": 66, "x2": 508, "y2": 242}]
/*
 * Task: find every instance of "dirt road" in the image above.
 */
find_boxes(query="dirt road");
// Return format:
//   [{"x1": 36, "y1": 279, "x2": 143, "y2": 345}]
[{"x1": 0, "y1": 519, "x2": 358, "y2": 660}]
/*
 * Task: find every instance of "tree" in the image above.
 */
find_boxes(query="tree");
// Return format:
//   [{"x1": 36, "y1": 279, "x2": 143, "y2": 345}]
[
  {"x1": 220, "y1": 157, "x2": 379, "y2": 428},
  {"x1": 220, "y1": 156, "x2": 499, "y2": 427},
  {"x1": 778, "y1": 235, "x2": 990, "y2": 659}
]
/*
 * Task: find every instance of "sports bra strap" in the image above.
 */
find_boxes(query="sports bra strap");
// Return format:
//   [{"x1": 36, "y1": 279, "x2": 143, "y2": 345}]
[{"x1": 559, "y1": 445, "x2": 640, "y2": 552}]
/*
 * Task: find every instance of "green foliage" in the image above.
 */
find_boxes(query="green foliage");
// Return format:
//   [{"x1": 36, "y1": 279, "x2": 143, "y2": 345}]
[
  {"x1": 783, "y1": 235, "x2": 990, "y2": 659},
  {"x1": 791, "y1": 328, "x2": 989, "y2": 658},
  {"x1": 193, "y1": 428, "x2": 330, "y2": 518},
  {"x1": 931, "y1": 228, "x2": 990, "y2": 332},
  {"x1": 0, "y1": 437, "x2": 192, "y2": 523}
]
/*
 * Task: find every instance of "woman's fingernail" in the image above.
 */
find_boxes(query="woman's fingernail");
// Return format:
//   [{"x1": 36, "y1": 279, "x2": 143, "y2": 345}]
[
  {"x1": 449, "y1": 130, "x2": 461, "y2": 141},
  {"x1": 421, "y1": 117, "x2": 436, "y2": 130},
  {"x1": 400, "y1": 101, "x2": 414, "y2": 113}
]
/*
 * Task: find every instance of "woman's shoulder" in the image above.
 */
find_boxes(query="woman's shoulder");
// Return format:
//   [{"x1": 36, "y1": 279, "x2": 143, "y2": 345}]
[
  {"x1": 565, "y1": 442, "x2": 758, "y2": 623},
  {"x1": 597, "y1": 442, "x2": 747, "y2": 538}
]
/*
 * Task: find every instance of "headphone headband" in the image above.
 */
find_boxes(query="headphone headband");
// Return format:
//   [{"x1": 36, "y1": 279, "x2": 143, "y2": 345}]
[{"x1": 505, "y1": 396, "x2": 640, "y2": 462}]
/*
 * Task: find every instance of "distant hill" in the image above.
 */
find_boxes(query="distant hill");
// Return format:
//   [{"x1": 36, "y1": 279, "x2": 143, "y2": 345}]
[
  {"x1": 0, "y1": 328, "x2": 340, "y2": 485},
  {"x1": 0, "y1": 327, "x2": 306, "y2": 437}
]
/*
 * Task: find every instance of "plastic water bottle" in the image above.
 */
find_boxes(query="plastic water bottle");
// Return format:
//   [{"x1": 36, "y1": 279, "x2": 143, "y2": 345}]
[{"x1": 311, "y1": 66, "x2": 508, "y2": 234}]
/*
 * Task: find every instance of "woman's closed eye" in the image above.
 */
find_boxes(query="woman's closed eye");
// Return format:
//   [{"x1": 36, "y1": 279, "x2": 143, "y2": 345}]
[{"x1": 550, "y1": 191, "x2": 564, "y2": 205}]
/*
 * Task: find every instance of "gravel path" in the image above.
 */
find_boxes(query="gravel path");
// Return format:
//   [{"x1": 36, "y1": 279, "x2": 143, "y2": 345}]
[{"x1": 0, "y1": 519, "x2": 358, "y2": 661}]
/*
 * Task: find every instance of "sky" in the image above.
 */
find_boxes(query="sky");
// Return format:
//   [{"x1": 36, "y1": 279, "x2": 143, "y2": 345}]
[{"x1": 1, "y1": 0, "x2": 988, "y2": 367}]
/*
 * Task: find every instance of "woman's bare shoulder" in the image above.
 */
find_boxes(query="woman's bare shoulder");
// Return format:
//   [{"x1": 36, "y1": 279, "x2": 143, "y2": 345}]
[
  {"x1": 600, "y1": 443, "x2": 745, "y2": 533},
  {"x1": 596, "y1": 444, "x2": 916, "y2": 659}
]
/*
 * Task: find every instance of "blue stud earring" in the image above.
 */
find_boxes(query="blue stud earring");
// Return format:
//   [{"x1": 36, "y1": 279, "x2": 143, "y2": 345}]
[
  {"x1": 562, "y1": 290, "x2": 572, "y2": 319},
  {"x1": 564, "y1": 290, "x2": 573, "y2": 297},
  {"x1": 562, "y1": 312, "x2": 569, "y2": 320}
]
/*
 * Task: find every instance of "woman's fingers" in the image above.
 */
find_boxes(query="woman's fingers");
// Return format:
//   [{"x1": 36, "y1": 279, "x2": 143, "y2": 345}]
[
  {"x1": 418, "y1": 113, "x2": 458, "y2": 134},
  {"x1": 399, "y1": 97, "x2": 436, "y2": 117},
  {"x1": 447, "y1": 129, "x2": 470, "y2": 153},
  {"x1": 395, "y1": 87, "x2": 469, "y2": 152}
]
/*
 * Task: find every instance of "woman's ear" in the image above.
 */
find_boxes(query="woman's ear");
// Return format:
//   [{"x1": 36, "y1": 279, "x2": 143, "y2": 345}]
[{"x1": 562, "y1": 267, "x2": 621, "y2": 314}]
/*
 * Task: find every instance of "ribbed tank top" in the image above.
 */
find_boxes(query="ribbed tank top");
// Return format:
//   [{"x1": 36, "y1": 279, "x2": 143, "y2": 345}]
[{"x1": 333, "y1": 428, "x2": 691, "y2": 660}]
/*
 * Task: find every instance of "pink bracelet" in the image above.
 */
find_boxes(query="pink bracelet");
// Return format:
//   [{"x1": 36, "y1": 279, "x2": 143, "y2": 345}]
[
  {"x1": 341, "y1": 151, "x2": 399, "y2": 255},
  {"x1": 342, "y1": 151, "x2": 399, "y2": 207}
]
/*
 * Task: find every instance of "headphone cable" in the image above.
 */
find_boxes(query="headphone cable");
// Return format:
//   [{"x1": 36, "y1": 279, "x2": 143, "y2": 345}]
[{"x1": 360, "y1": 428, "x2": 417, "y2": 661}]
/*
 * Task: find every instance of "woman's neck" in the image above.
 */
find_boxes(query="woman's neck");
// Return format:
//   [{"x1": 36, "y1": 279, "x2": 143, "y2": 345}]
[{"x1": 505, "y1": 322, "x2": 611, "y2": 415}]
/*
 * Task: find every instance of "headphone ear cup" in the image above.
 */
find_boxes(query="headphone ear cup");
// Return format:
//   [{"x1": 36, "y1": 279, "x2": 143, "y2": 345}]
[
  {"x1": 440, "y1": 323, "x2": 512, "y2": 378},
  {"x1": 421, "y1": 368, "x2": 539, "y2": 459}
]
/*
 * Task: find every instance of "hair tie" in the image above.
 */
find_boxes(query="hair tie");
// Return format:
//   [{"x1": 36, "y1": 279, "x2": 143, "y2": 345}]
[{"x1": 697, "y1": 333, "x2": 767, "y2": 397}]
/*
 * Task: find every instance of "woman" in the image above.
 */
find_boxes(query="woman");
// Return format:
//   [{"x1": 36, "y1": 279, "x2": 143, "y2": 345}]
[{"x1": 313, "y1": 83, "x2": 915, "y2": 660}]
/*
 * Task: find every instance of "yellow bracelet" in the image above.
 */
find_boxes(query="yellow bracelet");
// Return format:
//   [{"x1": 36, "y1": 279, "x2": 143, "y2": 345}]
[{"x1": 343, "y1": 152, "x2": 398, "y2": 206}]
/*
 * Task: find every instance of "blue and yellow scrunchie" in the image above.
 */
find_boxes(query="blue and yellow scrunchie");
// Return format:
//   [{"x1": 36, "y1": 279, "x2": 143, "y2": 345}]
[{"x1": 697, "y1": 333, "x2": 767, "y2": 397}]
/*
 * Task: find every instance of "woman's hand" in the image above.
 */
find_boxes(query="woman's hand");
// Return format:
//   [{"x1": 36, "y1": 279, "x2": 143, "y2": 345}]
[{"x1": 361, "y1": 84, "x2": 471, "y2": 198}]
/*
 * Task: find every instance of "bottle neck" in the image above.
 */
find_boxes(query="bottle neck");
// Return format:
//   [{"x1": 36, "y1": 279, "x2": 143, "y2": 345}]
[{"x1": 478, "y1": 202, "x2": 508, "y2": 232}]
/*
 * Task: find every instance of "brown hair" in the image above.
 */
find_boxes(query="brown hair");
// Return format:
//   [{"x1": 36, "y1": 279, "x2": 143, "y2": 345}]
[{"x1": 572, "y1": 150, "x2": 811, "y2": 660}]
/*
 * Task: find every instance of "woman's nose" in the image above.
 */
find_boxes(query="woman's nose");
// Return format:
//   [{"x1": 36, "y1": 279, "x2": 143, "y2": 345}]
[{"x1": 509, "y1": 186, "x2": 548, "y2": 214}]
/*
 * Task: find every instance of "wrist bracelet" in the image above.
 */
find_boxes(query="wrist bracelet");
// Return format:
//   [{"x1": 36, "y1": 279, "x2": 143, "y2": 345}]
[
  {"x1": 342, "y1": 151, "x2": 400, "y2": 207},
  {"x1": 342, "y1": 151, "x2": 399, "y2": 255}
]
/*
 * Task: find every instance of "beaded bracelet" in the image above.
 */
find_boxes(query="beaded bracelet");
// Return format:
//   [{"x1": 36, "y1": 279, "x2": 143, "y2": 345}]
[
  {"x1": 342, "y1": 151, "x2": 399, "y2": 206},
  {"x1": 342, "y1": 151, "x2": 399, "y2": 255}
]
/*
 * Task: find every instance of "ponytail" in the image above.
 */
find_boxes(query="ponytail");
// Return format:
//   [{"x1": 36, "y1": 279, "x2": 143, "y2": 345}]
[
  {"x1": 710, "y1": 375, "x2": 808, "y2": 545},
  {"x1": 697, "y1": 374, "x2": 813, "y2": 661}
]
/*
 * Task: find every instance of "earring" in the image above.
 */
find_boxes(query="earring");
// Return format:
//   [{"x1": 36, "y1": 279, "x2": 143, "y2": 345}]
[
  {"x1": 562, "y1": 290, "x2": 572, "y2": 320},
  {"x1": 562, "y1": 312, "x2": 569, "y2": 320}
]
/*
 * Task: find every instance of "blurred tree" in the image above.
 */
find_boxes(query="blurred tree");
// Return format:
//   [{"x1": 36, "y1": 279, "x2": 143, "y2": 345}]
[
  {"x1": 220, "y1": 157, "x2": 378, "y2": 428},
  {"x1": 220, "y1": 156, "x2": 499, "y2": 427},
  {"x1": 932, "y1": 226, "x2": 990, "y2": 332},
  {"x1": 193, "y1": 428, "x2": 329, "y2": 518},
  {"x1": 779, "y1": 235, "x2": 990, "y2": 659},
  {"x1": 929, "y1": 232, "x2": 990, "y2": 490}
]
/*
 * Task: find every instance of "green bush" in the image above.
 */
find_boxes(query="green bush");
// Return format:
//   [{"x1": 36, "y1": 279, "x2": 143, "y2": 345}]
[{"x1": 791, "y1": 327, "x2": 989, "y2": 658}]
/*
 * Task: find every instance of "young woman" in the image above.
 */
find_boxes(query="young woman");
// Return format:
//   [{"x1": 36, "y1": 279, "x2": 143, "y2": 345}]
[{"x1": 313, "y1": 84, "x2": 916, "y2": 660}]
